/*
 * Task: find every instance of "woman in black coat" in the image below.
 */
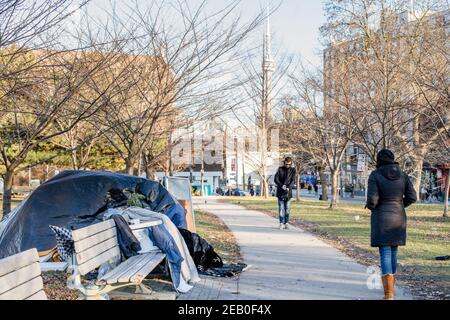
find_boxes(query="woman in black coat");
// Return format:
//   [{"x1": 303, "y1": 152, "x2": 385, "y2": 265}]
[{"x1": 366, "y1": 149, "x2": 417, "y2": 300}]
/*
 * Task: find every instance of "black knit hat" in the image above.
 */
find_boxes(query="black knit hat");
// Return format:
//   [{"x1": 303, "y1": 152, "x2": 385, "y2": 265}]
[{"x1": 376, "y1": 149, "x2": 396, "y2": 168}]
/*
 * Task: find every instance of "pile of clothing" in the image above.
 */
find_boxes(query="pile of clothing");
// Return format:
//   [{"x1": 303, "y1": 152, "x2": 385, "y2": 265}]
[
  {"x1": 0, "y1": 171, "x2": 187, "y2": 258},
  {"x1": 0, "y1": 171, "x2": 244, "y2": 294},
  {"x1": 98, "y1": 206, "x2": 200, "y2": 293}
]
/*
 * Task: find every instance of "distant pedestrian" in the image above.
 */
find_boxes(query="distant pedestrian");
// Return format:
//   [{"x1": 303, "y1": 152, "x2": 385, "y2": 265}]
[
  {"x1": 308, "y1": 184, "x2": 312, "y2": 194},
  {"x1": 314, "y1": 183, "x2": 319, "y2": 195},
  {"x1": 274, "y1": 157, "x2": 297, "y2": 230},
  {"x1": 250, "y1": 187, "x2": 255, "y2": 197},
  {"x1": 366, "y1": 149, "x2": 417, "y2": 300},
  {"x1": 420, "y1": 187, "x2": 427, "y2": 203}
]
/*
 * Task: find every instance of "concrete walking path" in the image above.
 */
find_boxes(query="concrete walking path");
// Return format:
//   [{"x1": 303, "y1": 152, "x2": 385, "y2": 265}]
[{"x1": 182, "y1": 198, "x2": 411, "y2": 300}]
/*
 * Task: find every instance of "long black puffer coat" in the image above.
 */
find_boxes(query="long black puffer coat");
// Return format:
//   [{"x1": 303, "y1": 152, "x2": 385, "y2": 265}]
[{"x1": 366, "y1": 164, "x2": 417, "y2": 247}]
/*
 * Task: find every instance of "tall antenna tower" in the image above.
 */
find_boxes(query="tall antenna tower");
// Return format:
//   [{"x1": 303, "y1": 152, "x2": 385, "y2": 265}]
[{"x1": 262, "y1": 1, "x2": 275, "y2": 127}]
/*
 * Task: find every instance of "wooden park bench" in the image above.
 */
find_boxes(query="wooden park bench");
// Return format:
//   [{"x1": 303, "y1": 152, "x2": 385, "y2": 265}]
[
  {"x1": 0, "y1": 249, "x2": 47, "y2": 300},
  {"x1": 67, "y1": 219, "x2": 166, "y2": 300}
]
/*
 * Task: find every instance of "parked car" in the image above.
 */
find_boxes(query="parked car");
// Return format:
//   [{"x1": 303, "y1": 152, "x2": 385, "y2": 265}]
[
  {"x1": 233, "y1": 189, "x2": 246, "y2": 196},
  {"x1": 216, "y1": 187, "x2": 225, "y2": 196}
]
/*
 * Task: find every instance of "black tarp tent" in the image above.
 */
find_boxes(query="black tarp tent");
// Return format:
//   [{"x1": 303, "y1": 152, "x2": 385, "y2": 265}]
[{"x1": 0, "y1": 171, "x2": 187, "y2": 259}]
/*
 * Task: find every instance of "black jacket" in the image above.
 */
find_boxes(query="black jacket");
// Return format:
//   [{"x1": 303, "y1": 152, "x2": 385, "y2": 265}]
[
  {"x1": 274, "y1": 166, "x2": 297, "y2": 199},
  {"x1": 111, "y1": 215, "x2": 141, "y2": 258},
  {"x1": 366, "y1": 164, "x2": 417, "y2": 247}
]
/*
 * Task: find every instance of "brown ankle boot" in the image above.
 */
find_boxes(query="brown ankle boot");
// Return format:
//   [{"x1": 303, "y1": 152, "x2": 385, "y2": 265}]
[
  {"x1": 382, "y1": 274, "x2": 395, "y2": 300},
  {"x1": 381, "y1": 275, "x2": 389, "y2": 300}
]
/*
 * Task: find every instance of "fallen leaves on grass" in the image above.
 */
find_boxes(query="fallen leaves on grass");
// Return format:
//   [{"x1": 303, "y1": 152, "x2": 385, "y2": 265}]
[{"x1": 42, "y1": 272, "x2": 78, "y2": 300}]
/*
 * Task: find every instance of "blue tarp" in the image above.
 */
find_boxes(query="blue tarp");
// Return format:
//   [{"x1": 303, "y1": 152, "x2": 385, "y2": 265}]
[{"x1": 0, "y1": 171, "x2": 187, "y2": 259}]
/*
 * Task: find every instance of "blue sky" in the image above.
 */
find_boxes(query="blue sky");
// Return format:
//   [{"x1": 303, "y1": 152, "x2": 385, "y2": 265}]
[
  {"x1": 188, "y1": 0, "x2": 327, "y2": 66},
  {"x1": 85, "y1": 0, "x2": 326, "y2": 67},
  {"x1": 273, "y1": 0, "x2": 326, "y2": 66},
  {"x1": 212, "y1": 0, "x2": 327, "y2": 67}
]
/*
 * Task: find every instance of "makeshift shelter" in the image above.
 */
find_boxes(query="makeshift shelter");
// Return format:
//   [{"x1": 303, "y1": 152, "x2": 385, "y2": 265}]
[{"x1": 0, "y1": 171, "x2": 187, "y2": 259}]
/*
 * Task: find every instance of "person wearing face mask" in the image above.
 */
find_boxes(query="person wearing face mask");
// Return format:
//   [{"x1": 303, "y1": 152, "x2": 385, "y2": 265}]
[{"x1": 274, "y1": 157, "x2": 297, "y2": 230}]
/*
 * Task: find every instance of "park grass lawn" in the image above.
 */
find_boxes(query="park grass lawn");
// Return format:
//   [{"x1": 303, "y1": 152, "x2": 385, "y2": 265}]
[
  {"x1": 222, "y1": 196, "x2": 450, "y2": 299},
  {"x1": 195, "y1": 210, "x2": 241, "y2": 263}
]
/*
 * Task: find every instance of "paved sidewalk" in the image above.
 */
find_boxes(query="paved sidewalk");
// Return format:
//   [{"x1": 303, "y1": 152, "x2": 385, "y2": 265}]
[{"x1": 181, "y1": 198, "x2": 411, "y2": 300}]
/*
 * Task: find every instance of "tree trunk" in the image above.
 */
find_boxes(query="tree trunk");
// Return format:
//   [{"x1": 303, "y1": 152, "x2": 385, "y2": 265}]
[
  {"x1": 200, "y1": 169, "x2": 205, "y2": 197},
  {"x1": 71, "y1": 149, "x2": 79, "y2": 170},
  {"x1": 2, "y1": 170, "x2": 14, "y2": 216},
  {"x1": 411, "y1": 158, "x2": 424, "y2": 196},
  {"x1": 261, "y1": 177, "x2": 269, "y2": 199},
  {"x1": 330, "y1": 170, "x2": 339, "y2": 209},
  {"x1": 319, "y1": 168, "x2": 328, "y2": 201},
  {"x1": 444, "y1": 172, "x2": 450, "y2": 218},
  {"x1": 145, "y1": 166, "x2": 155, "y2": 180},
  {"x1": 296, "y1": 171, "x2": 300, "y2": 201},
  {"x1": 125, "y1": 159, "x2": 135, "y2": 176}
]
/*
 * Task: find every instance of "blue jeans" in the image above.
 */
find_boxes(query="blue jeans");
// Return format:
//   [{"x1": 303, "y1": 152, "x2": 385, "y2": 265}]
[
  {"x1": 278, "y1": 198, "x2": 291, "y2": 224},
  {"x1": 379, "y1": 246, "x2": 398, "y2": 275}
]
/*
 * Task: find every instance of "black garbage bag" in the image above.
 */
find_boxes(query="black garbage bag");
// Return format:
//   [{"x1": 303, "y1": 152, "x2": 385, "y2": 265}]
[
  {"x1": 178, "y1": 228, "x2": 223, "y2": 272},
  {"x1": 436, "y1": 256, "x2": 450, "y2": 261},
  {"x1": 0, "y1": 170, "x2": 187, "y2": 259}
]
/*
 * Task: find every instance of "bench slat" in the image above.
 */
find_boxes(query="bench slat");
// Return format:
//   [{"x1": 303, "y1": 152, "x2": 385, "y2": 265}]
[
  {"x1": 118, "y1": 252, "x2": 165, "y2": 284},
  {"x1": 117, "y1": 253, "x2": 158, "y2": 283},
  {"x1": 0, "y1": 249, "x2": 39, "y2": 278},
  {"x1": 0, "y1": 262, "x2": 41, "y2": 295},
  {"x1": 129, "y1": 253, "x2": 166, "y2": 283},
  {"x1": 117, "y1": 253, "x2": 152, "y2": 283},
  {"x1": 40, "y1": 262, "x2": 69, "y2": 272},
  {"x1": 75, "y1": 238, "x2": 118, "y2": 265},
  {"x1": 72, "y1": 220, "x2": 115, "y2": 242},
  {"x1": 26, "y1": 290, "x2": 47, "y2": 300},
  {"x1": 99, "y1": 254, "x2": 149, "y2": 285},
  {"x1": 77, "y1": 246, "x2": 121, "y2": 276},
  {"x1": 0, "y1": 276, "x2": 44, "y2": 300},
  {"x1": 74, "y1": 227, "x2": 117, "y2": 253}
]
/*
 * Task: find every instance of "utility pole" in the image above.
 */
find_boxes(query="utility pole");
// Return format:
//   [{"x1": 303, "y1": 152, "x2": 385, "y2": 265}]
[
  {"x1": 242, "y1": 140, "x2": 246, "y2": 191},
  {"x1": 169, "y1": 131, "x2": 173, "y2": 177},
  {"x1": 200, "y1": 133, "x2": 205, "y2": 196},
  {"x1": 235, "y1": 136, "x2": 239, "y2": 190},
  {"x1": 222, "y1": 126, "x2": 228, "y2": 188}
]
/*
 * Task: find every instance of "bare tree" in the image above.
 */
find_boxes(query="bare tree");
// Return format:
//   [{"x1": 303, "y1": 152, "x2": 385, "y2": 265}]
[
  {"x1": 288, "y1": 67, "x2": 354, "y2": 209},
  {"x1": 231, "y1": 4, "x2": 291, "y2": 198},
  {"x1": 280, "y1": 105, "x2": 328, "y2": 201},
  {"x1": 321, "y1": 0, "x2": 449, "y2": 197},
  {"x1": 0, "y1": 4, "x2": 131, "y2": 214},
  {"x1": 87, "y1": 0, "x2": 267, "y2": 176}
]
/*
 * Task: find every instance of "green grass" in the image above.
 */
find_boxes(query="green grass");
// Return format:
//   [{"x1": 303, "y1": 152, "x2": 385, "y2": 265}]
[
  {"x1": 195, "y1": 210, "x2": 240, "y2": 263},
  {"x1": 223, "y1": 197, "x2": 450, "y2": 297}
]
